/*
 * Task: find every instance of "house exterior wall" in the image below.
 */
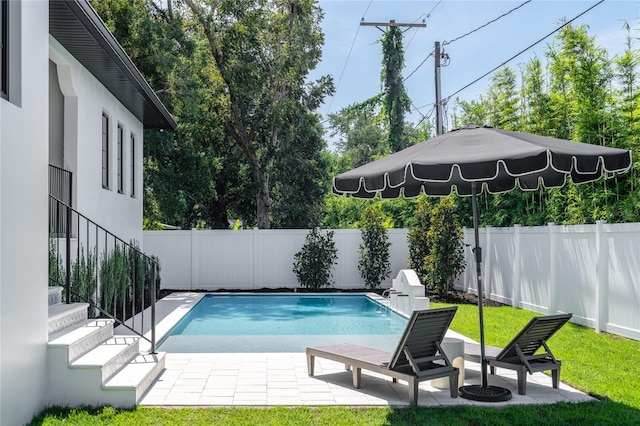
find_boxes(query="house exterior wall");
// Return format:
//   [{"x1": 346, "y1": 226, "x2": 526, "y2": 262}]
[
  {"x1": 49, "y1": 37, "x2": 144, "y2": 247},
  {"x1": 0, "y1": 1, "x2": 50, "y2": 425}
]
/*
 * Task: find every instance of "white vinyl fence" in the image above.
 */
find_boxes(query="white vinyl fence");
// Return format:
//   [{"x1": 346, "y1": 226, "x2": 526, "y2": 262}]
[
  {"x1": 143, "y1": 229, "x2": 410, "y2": 291},
  {"x1": 144, "y1": 222, "x2": 640, "y2": 340},
  {"x1": 456, "y1": 221, "x2": 640, "y2": 341}
]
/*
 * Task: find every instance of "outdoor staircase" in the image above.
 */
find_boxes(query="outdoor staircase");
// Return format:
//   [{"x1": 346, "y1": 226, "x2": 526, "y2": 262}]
[{"x1": 46, "y1": 287, "x2": 165, "y2": 407}]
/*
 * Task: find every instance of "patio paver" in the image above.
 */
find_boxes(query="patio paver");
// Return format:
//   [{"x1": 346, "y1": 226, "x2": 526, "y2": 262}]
[{"x1": 139, "y1": 349, "x2": 593, "y2": 407}]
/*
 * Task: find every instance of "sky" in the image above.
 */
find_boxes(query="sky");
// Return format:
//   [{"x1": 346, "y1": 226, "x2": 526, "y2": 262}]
[{"x1": 310, "y1": 0, "x2": 640, "y2": 139}]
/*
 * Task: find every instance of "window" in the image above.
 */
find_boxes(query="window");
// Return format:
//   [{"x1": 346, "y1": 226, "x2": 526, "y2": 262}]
[
  {"x1": 130, "y1": 133, "x2": 136, "y2": 198},
  {"x1": 102, "y1": 113, "x2": 110, "y2": 189},
  {"x1": 117, "y1": 124, "x2": 124, "y2": 194},
  {"x1": 1, "y1": 0, "x2": 9, "y2": 98},
  {"x1": 0, "y1": 0, "x2": 19, "y2": 103}
]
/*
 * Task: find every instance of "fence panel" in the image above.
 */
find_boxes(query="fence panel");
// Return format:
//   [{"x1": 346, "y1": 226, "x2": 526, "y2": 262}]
[
  {"x1": 144, "y1": 223, "x2": 640, "y2": 340},
  {"x1": 554, "y1": 225, "x2": 598, "y2": 327},
  {"x1": 605, "y1": 223, "x2": 640, "y2": 339}
]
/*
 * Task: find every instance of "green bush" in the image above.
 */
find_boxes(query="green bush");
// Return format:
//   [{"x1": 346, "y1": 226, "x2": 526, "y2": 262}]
[
  {"x1": 358, "y1": 205, "x2": 391, "y2": 289},
  {"x1": 423, "y1": 196, "x2": 466, "y2": 296},
  {"x1": 293, "y1": 228, "x2": 338, "y2": 289},
  {"x1": 49, "y1": 237, "x2": 66, "y2": 287},
  {"x1": 99, "y1": 243, "x2": 131, "y2": 320},
  {"x1": 70, "y1": 245, "x2": 98, "y2": 312},
  {"x1": 407, "y1": 195, "x2": 433, "y2": 281}
]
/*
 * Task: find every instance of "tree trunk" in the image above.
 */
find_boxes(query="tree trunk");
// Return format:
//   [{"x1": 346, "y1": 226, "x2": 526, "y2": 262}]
[{"x1": 255, "y1": 167, "x2": 271, "y2": 229}]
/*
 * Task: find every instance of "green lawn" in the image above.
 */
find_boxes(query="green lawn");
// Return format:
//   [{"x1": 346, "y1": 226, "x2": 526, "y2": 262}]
[{"x1": 30, "y1": 303, "x2": 640, "y2": 425}]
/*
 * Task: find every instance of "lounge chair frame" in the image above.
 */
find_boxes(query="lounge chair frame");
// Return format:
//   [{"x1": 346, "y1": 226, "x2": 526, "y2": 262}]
[
  {"x1": 306, "y1": 307, "x2": 459, "y2": 405},
  {"x1": 464, "y1": 313, "x2": 572, "y2": 395}
]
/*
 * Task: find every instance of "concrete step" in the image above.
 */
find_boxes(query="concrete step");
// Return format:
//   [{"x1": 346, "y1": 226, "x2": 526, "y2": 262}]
[
  {"x1": 71, "y1": 336, "x2": 140, "y2": 383},
  {"x1": 48, "y1": 302, "x2": 90, "y2": 334},
  {"x1": 104, "y1": 352, "x2": 166, "y2": 403},
  {"x1": 48, "y1": 318, "x2": 114, "y2": 362},
  {"x1": 48, "y1": 286, "x2": 63, "y2": 306}
]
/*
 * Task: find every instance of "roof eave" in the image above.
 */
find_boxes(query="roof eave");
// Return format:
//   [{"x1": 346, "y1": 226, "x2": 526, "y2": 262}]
[{"x1": 49, "y1": 0, "x2": 176, "y2": 130}]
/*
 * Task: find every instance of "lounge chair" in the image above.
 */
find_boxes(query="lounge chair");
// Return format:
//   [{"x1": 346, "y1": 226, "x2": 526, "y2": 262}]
[
  {"x1": 306, "y1": 307, "x2": 459, "y2": 405},
  {"x1": 464, "y1": 313, "x2": 572, "y2": 395}
]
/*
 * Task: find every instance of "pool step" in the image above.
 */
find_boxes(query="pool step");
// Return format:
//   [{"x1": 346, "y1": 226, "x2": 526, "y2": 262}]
[{"x1": 47, "y1": 301, "x2": 165, "y2": 407}]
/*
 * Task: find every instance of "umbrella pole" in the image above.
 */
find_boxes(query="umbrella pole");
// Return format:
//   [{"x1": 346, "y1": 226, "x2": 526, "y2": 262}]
[
  {"x1": 471, "y1": 182, "x2": 489, "y2": 388},
  {"x1": 459, "y1": 182, "x2": 512, "y2": 402}
]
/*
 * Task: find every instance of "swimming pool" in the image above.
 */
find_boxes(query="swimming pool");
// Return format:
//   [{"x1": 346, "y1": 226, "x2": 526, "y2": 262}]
[{"x1": 158, "y1": 294, "x2": 408, "y2": 353}]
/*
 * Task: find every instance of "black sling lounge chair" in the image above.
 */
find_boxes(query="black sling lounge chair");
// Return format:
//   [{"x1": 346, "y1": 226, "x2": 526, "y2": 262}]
[
  {"x1": 306, "y1": 307, "x2": 459, "y2": 405},
  {"x1": 464, "y1": 313, "x2": 572, "y2": 395}
]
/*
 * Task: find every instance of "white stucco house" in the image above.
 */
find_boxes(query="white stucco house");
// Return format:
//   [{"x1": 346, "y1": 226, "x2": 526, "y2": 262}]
[{"x1": 1, "y1": 1, "x2": 175, "y2": 424}]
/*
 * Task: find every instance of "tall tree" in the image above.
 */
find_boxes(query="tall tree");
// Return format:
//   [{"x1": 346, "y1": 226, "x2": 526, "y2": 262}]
[
  {"x1": 328, "y1": 95, "x2": 386, "y2": 168},
  {"x1": 94, "y1": 0, "x2": 253, "y2": 229},
  {"x1": 453, "y1": 96, "x2": 490, "y2": 128},
  {"x1": 487, "y1": 68, "x2": 520, "y2": 130},
  {"x1": 184, "y1": 0, "x2": 333, "y2": 229},
  {"x1": 521, "y1": 57, "x2": 551, "y2": 135},
  {"x1": 381, "y1": 26, "x2": 411, "y2": 152}
]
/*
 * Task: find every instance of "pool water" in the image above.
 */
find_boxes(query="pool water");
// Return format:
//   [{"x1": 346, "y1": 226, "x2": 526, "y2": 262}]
[{"x1": 158, "y1": 294, "x2": 408, "y2": 353}]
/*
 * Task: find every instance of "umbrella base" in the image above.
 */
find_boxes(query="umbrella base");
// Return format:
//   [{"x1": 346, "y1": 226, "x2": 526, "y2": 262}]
[{"x1": 459, "y1": 385, "x2": 512, "y2": 402}]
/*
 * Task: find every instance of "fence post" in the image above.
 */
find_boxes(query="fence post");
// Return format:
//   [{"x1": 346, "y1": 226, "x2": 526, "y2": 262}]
[
  {"x1": 253, "y1": 228, "x2": 259, "y2": 289},
  {"x1": 482, "y1": 226, "x2": 491, "y2": 300},
  {"x1": 548, "y1": 222, "x2": 558, "y2": 315},
  {"x1": 463, "y1": 226, "x2": 472, "y2": 293},
  {"x1": 595, "y1": 220, "x2": 608, "y2": 333},
  {"x1": 190, "y1": 228, "x2": 197, "y2": 290},
  {"x1": 512, "y1": 224, "x2": 521, "y2": 308}
]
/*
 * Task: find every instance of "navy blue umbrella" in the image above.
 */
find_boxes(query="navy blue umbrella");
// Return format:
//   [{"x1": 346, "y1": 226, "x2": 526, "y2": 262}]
[{"x1": 333, "y1": 123, "x2": 632, "y2": 401}]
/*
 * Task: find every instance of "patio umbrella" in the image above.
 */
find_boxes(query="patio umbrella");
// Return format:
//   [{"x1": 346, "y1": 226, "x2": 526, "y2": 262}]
[{"x1": 333, "y1": 123, "x2": 632, "y2": 401}]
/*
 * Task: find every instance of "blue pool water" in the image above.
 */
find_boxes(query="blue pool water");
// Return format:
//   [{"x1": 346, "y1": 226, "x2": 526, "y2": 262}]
[{"x1": 158, "y1": 294, "x2": 408, "y2": 353}]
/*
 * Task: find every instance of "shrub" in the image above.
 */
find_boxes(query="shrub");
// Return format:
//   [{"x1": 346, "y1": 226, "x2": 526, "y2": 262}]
[
  {"x1": 99, "y1": 243, "x2": 131, "y2": 320},
  {"x1": 70, "y1": 245, "x2": 98, "y2": 313},
  {"x1": 49, "y1": 237, "x2": 66, "y2": 287},
  {"x1": 358, "y1": 205, "x2": 391, "y2": 289},
  {"x1": 423, "y1": 196, "x2": 466, "y2": 296},
  {"x1": 407, "y1": 194, "x2": 433, "y2": 282},
  {"x1": 293, "y1": 228, "x2": 338, "y2": 289}
]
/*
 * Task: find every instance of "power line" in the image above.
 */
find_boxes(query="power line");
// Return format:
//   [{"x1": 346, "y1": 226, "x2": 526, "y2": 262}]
[
  {"x1": 412, "y1": 103, "x2": 437, "y2": 130},
  {"x1": 445, "y1": 0, "x2": 605, "y2": 101},
  {"x1": 406, "y1": 0, "x2": 442, "y2": 50},
  {"x1": 425, "y1": 0, "x2": 443, "y2": 21},
  {"x1": 323, "y1": 1, "x2": 373, "y2": 117},
  {"x1": 362, "y1": 0, "x2": 374, "y2": 18},
  {"x1": 443, "y1": 0, "x2": 532, "y2": 46},
  {"x1": 405, "y1": 26, "x2": 421, "y2": 50},
  {"x1": 409, "y1": 0, "x2": 444, "y2": 24},
  {"x1": 410, "y1": 101, "x2": 430, "y2": 121},
  {"x1": 404, "y1": 51, "x2": 434, "y2": 82}
]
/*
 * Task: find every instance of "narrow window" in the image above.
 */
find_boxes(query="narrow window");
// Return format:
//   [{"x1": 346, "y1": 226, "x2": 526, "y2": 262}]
[
  {"x1": 117, "y1": 124, "x2": 124, "y2": 194},
  {"x1": 1, "y1": 0, "x2": 9, "y2": 98},
  {"x1": 130, "y1": 133, "x2": 136, "y2": 198},
  {"x1": 102, "y1": 113, "x2": 110, "y2": 189}
]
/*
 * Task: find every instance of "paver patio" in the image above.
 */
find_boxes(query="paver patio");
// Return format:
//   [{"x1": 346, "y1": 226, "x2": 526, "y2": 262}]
[{"x1": 139, "y1": 344, "x2": 592, "y2": 407}]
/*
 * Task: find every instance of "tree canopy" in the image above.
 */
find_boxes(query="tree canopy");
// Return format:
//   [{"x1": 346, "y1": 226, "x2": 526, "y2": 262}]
[{"x1": 93, "y1": 1, "x2": 640, "y2": 230}]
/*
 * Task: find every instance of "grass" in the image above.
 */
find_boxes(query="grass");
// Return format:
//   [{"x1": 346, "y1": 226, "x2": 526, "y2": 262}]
[
  {"x1": 433, "y1": 301, "x2": 640, "y2": 410},
  {"x1": 30, "y1": 303, "x2": 640, "y2": 425}
]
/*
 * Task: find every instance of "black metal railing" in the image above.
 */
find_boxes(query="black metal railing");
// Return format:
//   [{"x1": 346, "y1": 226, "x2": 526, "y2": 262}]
[
  {"x1": 49, "y1": 196, "x2": 158, "y2": 353},
  {"x1": 49, "y1": 165, "x2": 73, "y2": 235}
]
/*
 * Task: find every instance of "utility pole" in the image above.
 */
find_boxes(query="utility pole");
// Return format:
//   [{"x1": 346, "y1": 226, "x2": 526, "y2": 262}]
[
  {"x1": 360, "y1": 19, "x2": 426, "y2": 31},
  {"x1": 361, "y1": 19, "x2": 426, "y2": 151},
  {"x1": 435, "y1": 41, "x2": 443, "y2": 135}
]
